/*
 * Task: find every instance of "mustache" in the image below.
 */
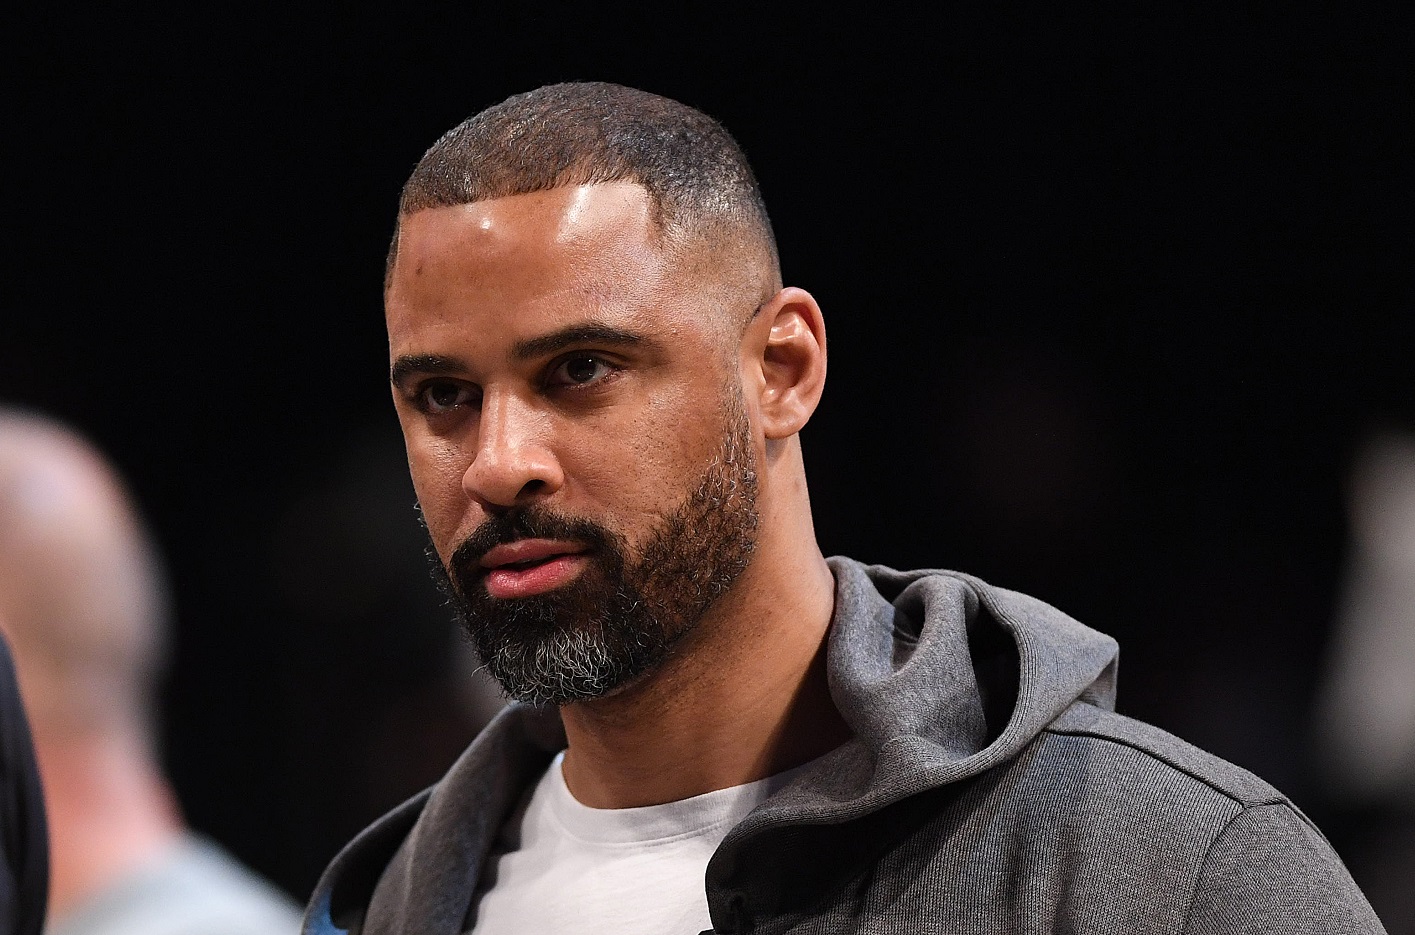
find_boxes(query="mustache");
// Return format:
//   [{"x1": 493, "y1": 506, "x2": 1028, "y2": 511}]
[{"x1": 446, "y1": 507, "x2": 618, "y2": 583}]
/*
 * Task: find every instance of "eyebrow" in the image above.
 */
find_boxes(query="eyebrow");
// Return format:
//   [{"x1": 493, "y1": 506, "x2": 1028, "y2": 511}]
[
  {"x1": 510, "y1": 322, "x2": 654, "y2": 360},
  {"x1": 390, "y1": 354, "x2": 464, "y2": 388},
  {"x1": 389, "y1": 322, "x2": 658, "y2": 388}
]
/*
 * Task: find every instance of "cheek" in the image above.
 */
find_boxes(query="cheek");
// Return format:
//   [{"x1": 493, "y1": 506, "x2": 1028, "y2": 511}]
[
  {"x1": 405, "y1": 436, "x2": 472, "y2": 556},
  {"x1": 568, "y1": 384, "x2": 729, "y2": 516}
]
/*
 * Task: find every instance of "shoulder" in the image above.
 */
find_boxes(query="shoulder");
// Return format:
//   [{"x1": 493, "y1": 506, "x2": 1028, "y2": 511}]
[
  {"x1": 1015, "y1": 704, "x2": 1384, "y2": 931},
  {"x1": 302, "y1": 788, "x2": 432, "y2": 934},
  {"x1": 52, "y1": 836, "x2": 304, "y2": 935},
  {"x1": 1041, "y1": 701, "x2": 1289, "y2": 811},
  {"x1": 940, "y1": 702, "x2": 1283, "y2": 880}
]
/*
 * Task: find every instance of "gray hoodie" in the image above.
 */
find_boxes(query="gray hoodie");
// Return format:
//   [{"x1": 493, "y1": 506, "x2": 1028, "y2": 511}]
[{"x1": 303, "y1": 558, "x2": 1384, "y2": 933}]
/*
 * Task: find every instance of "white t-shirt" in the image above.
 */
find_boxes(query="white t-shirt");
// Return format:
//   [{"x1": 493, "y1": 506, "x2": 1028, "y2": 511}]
[{"x1": 470, "y1": 752, "x2": 806, "y2": 935}]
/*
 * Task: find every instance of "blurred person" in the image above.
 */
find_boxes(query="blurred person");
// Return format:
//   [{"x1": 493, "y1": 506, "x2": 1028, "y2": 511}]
[
  {"x1": 1315, "y1": 427, "x2": 1415, "y2": 930},
  {"x1": 305, "y1": 83, "x2": 1383, "y2": 932},
  {"x1": 1318, "y1": 428, "x2": 1415, "y2": 802},
  {"x1": 0, "y1": 409, "x2": 302, "y2": 935}
]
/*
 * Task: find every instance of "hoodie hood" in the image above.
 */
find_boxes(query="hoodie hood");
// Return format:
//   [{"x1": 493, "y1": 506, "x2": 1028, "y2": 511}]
[
  {"x1": 699, "y1": 559, "x2": 1118, "y2": 930},
  {"x1": 816, "y1": 557, "x2": 1116, "y2": 811},
  {"x1": 303, "y1": 557, "x2": 1119, "y2": 935}
]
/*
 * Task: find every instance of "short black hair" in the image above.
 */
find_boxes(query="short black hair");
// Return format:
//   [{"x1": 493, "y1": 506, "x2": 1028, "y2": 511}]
[{"x1": 387, "y1": 81, "x2": 779, "y2": 291}]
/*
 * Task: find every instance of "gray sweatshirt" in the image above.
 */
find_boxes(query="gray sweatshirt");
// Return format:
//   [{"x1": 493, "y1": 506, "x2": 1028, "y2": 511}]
[{"x1": 303, "y1": 558, "x2": 1385, "y2": 933}]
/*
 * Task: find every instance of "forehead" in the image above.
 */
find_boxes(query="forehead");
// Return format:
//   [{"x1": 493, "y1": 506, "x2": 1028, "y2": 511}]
[{"x1": 385, "y1": 183, "x2": 684, "y2": 348}]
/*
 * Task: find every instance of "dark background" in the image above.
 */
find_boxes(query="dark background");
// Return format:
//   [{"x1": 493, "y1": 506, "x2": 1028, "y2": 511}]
[{"x1": 3, "y1": 3, "x2": 1412, "y2": 925}]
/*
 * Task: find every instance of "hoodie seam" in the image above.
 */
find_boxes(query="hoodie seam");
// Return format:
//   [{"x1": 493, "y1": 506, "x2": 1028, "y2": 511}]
[{"x1": 1041, "y1": 724, "x2": 1285, "y2": 810}]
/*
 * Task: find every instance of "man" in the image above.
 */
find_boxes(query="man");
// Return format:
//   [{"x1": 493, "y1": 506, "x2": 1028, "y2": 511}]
[
  {"x1": 0, "y1": 409, "x2": 304, "y2": 935},
  {"x1": 305, "y1": 82, "x2": 1383, "y2": 932}
]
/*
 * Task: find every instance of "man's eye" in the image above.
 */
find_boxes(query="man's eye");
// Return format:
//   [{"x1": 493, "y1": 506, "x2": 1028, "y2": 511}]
[
  {"x1": 419, "y1": 382, "x2": 475, "y2": 413},
  {"x1": 550, "y1": 356, "x2": 614, "y2": 387}
]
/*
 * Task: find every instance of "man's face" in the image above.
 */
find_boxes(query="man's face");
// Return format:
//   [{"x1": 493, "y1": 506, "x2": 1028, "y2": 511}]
[{"x1": 386, "y1": 183, "x2": 759, "y2": 704}]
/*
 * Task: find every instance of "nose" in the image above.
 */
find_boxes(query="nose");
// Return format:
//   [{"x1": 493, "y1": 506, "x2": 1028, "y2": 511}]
[{"x1": 461, "y1": 392, "x2": 564, "y2": 510}]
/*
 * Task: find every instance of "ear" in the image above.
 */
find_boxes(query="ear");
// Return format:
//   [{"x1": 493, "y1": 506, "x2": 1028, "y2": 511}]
[{"x1": 743, "y1": 287, "x2": 827, "y2": 440}]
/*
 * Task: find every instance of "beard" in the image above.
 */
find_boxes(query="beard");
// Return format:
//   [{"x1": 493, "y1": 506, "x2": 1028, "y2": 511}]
[{"x1": 426, "y1": 392, "x2": 759, "y2": 706}]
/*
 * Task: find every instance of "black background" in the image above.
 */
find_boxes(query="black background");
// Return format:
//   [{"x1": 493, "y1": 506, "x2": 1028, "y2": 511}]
[{"x1": 3, "y1": 3, "x2": 1413, "y2": 922}]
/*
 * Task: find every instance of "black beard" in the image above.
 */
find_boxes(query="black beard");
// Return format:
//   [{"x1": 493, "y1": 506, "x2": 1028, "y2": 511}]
[{"x1": 426, "y1": 396, "x2": 758, "y2": 706}]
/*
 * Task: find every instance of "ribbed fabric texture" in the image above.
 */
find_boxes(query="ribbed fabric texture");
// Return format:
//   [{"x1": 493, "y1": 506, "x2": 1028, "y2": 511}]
[{"x1": 721, "y1": 718, "x2": 1382, "y2": 933}]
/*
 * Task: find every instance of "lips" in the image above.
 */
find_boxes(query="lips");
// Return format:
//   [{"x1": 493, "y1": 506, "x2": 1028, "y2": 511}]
[{"x1": 478, "y1": 539, "x2": 589, "y2": 599}]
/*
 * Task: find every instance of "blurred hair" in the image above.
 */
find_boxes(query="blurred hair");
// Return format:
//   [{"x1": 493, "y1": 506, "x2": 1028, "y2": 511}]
[
  {"x1": 0, "y1": 407, "x2": 170, "y2": 748},
  {"x1": 387, "y1": 81, "x2": 780, "y2": 302}
]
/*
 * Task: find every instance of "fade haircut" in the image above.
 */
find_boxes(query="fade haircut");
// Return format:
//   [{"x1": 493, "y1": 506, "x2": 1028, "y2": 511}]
[{"x1": 387, "y1": 81, "x2": 780, "y2": 299}]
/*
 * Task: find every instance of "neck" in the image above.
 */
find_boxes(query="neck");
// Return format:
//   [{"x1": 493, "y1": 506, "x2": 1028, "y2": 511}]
[
  {"x1": 36, "y1": 728, "x2": 184, "y2": 920},
  {"x1": 559, "y1": 484, "x2": 847, "y2": 808}
]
